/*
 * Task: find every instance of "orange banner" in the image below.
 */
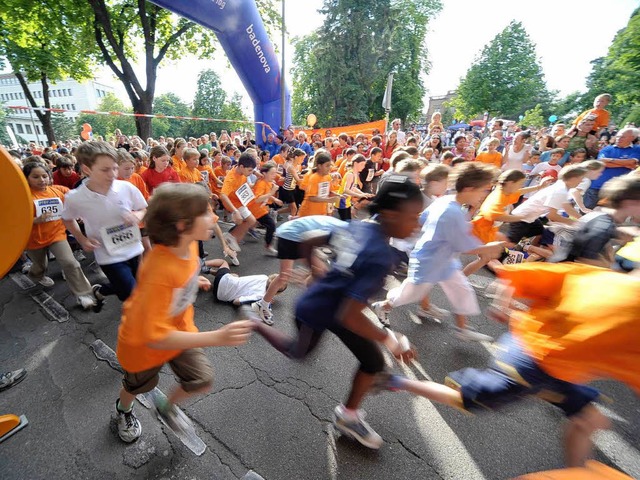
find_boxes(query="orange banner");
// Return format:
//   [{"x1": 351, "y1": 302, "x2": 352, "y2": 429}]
[{"x1": 296, "y1": 119, "x2": 387, "y2": 139}]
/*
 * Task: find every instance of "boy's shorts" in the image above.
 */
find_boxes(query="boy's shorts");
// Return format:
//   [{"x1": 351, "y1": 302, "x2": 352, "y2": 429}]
[
  {"x1": 276, "y1": 237, "x2": 302, "y2": 260},
  {"x1": 122, "y1": 348, "x2": 214, "y2": 395},
  {"x1": 507, "y1": 219, "x2": 545, "y2": 244},
  {"x1": 446, "y1": 333, "x2": 599, "y2": 417}
]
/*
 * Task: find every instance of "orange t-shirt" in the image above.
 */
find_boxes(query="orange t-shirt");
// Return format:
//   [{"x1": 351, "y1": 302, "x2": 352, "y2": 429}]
[
  {"x1": 27, "y1": 186, "x2": 69, "y2": 250},
  {"x1": 171, "y1": 155, "x2": 186, "y2": 173},
  {"x1": 117, "y1": 243, "x2": 200, "y2": 373},
  {"x1": 498, "y1": 263, "x2": 640, "y2": 394},
  {"x1": 211, "y1": 166, "x2": 227, "y2": 196},
  {"x1": 476, "y1": 151, "x2": 503, "y2": 168},
  {"x1": 338, "y1": 158, "x2": 351, "y2": 178},
  {"x1": 178, "y1": 166, "x2": 203, "y2": 184},
  {"x1": 221, "y1": 167, "x2": 248, "y2": 209},
  {"x1": 136, "y1": 165, "x2": 147, "y2": 175},
  {"x1": 573, "y1": 108, "x2": 610, "y2": 130},
  {"x1": 121, "y1": 173, "x2": 149, "y2": 199},
  {"x1": 248, "y1": 178, "x2": 274, "y2": 219},
  {"x1": 298, "y1": 172, "x2": 332, "y2": 217},
  {"x1": 471, "y1": 188, "x2": 520, "y2": 243},
  {"x1": 198, "y1": 165, "x2": 216, "y2": 192}
]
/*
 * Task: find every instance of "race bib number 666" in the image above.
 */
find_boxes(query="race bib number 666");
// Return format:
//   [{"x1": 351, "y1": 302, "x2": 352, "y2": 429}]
[{"x1": 100, "y1": 223, "x2": 141, "y2": 255}]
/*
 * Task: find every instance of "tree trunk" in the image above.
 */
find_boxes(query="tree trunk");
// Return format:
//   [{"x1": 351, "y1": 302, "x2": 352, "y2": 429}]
[
  {"x1": 131, "y1": 96, "x2": 153, "y2": 140},
  {"x1": 14, "y1": 71, "x2": 56, "y2": 146}
]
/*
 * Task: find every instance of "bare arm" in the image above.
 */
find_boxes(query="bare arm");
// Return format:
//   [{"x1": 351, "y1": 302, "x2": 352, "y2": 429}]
[
  {"x1": 547, "y1": 208, "x2": 574, "y2": 225},
  {"x1": 148, "y1": 321, "x2": 253, "y2": 350}
]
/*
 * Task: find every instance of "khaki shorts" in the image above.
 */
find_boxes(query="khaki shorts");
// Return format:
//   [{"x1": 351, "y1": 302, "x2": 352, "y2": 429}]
[{"x1": 122, "y1": 348, "x2": 214, "y2": 395}]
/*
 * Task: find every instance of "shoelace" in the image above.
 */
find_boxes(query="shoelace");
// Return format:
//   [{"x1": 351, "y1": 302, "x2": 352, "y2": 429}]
[
  {"x1": 124, "y1": 412, "x2": 136, "y2": 428},
  {"x1": 0, "y1": 372, "x2": 9, "y2": 382}
]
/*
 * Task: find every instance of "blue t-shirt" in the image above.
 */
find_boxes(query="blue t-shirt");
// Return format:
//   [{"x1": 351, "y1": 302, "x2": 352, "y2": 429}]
[
  {"x1": 263, "y1": 141, "x2": 280, "y2": 159},
  {"x1": 275, "y1": 216, "x2": 347, "y2": 242},
  {"x1": 591, "y1": 145, "x2": 640, "y2": 190},
  {"x1": 409, "y1": 196, "x2": 481, "y2": 284},
  {"x1": 539, "y1": 150, "x2": 570, "y2": 166},
  {"x1": 295, "y1": 221, "x2": 394, "y2": 331}
]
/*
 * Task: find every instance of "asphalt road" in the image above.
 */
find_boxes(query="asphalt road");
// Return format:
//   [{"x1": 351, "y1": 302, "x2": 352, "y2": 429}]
[{"x1": 1, "y1": 228, "x2": 639, "y2": 480}]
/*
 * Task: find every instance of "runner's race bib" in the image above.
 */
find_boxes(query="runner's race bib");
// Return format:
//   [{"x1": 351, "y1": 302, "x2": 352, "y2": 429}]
[
  {"x1": 200, "y1": 170, "x2": 209, "y2": 184},
  {"x1": 236, "y1": 183, "x2": 255, "y2": 206},
  {"x1": 169, "y1": 271, "x2": 199, "y2": 316},
  {"x1": 318, "y1": 181, "x2": 330, "y2": 198},
  {"x1": 34, "y1": 198, "x2": 63, "y2": 221},
  {"x1": 365, "y1": 169, "x2": 375, "y2": 182},
  {"x1": 100, "y1": 223, "x2": 141, "y2": 255}
]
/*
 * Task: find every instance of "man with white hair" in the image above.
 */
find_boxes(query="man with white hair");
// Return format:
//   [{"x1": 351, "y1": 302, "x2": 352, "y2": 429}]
[
  {"x1": 389, "y1": 118, "x2": 406, "y2": 145},
  {"x1": 584, "y1": 127, "x2": 640, "y2": 209}
]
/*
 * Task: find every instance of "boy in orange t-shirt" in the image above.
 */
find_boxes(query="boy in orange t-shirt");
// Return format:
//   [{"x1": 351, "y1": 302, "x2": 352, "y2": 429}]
[
  {"x1": 475, "y1": 138, "x2": 503, "y2": 168},
  {"x1": 374, "y1": 261, "x2": 640, "y2": 468},
  {"x1": 220, "y1": 152, "x2": 258, "y2": 252},
  {"x1": 178, "y1": 148, "x2": 204, "y2": 185},
  {"x1": 249, "y1": 161, "x2": 283, "y2": 254},
  {"x1": 114, "y1": 183, "x2": 253, "y2": 443}
]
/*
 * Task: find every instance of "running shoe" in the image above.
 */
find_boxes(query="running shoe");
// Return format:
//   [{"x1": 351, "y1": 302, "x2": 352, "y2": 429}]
[
  {"x1": 415, "y1": 304, "x2": 448, "y2": 324},
  {"x1": 155, "y1": 401, "x2": 194, "y2": 438},
  {"x1": 371, "y1": 301, "x2": 390, "y2": 327},
  {"x1": 91, "y1": 284, "x2": 106, "y2": 313},
  {"x1": 454, "y1": 327, "x2": 493, "y2": 343},
  {"x1": 77, "y1": 295, "x2": 97, "y2": 310},
  {"x1": 225, "y1": 252, "x2": 240, "y2": 266},
  {"x1": 73, "y1": 250, "x2": 86, "y2": 262},
  {"x1": 333, "y1": 405, "x2": 383, "y2": 449},
  {"x1": 38, "y1": 276, "x2": 55, "y2": 288},
  {"x1": 369, "y1": 372, "x2": 403, "y2": 395},
  {"x1": 251, "y1": 301, "x2": 274, "y2": 326},
  {"x1": 0, "y1": 368, "x2": 27, "y2": 391},
  {"x1": 223, "y1": 232, "x2": 242, "y2": 252},
  {"x1": 115, "y1": 400, "x2": 142, "y2": 443},
  {"x1": 265, "y1": 246, "x2": 278, "y2": 256},
  {"x1": 247, "y1": 229, "x2": 262, "y2": 240},
  {"x1": 21, "y1": 260, "x2": 32, "y2": 274}
]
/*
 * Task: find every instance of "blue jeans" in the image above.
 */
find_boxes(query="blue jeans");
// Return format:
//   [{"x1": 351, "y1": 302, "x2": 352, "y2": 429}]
[
  {"x1": 99, "y1": 255, "x2": 140, "y2": 301},
  {"x1": 583, "y1": 188, "x2": 600, "y2": 210}
]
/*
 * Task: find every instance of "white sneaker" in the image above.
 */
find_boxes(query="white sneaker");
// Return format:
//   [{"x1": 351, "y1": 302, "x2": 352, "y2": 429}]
[
  {"x1": 225, "y1": 252, "x2": 240, "y2": 266},
  {"x1": 77, "y1": 295, "x2": 97, "y2": 310},
  {"x1": 371, "y1": 301, "x2": 390, "y2": 327},
  {"x1": 73, "y1": 250, "x2": 86, "y2": 262},
  {"x1": 223, "y1": 232, "x2": 242, "y2": 252},
  {"x1": 415, "y1": 304, "x2": 448, "y2": 324},
  {"x1": 115, "y1": 400, "x2": 142, "y2": 443},
  {"x1": 454, "y1": 327, "x2": 493, "y2": 343},
  {"x1": 251, "y1": 301, "x2": 274, "y2": 326},
  {"x1": 333, "y1": 405, "x2": 383, "y2": 449},
  {"x1": 265, "y1": 246, "x2": 278, "y2": 256},
  {"x1": 38, "y1": 276, "x2": 55, "y2": 288}
]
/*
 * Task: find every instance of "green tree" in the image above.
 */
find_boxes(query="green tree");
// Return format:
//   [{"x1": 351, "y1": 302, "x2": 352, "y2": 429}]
[
  {"x1": 51, "y1": 113, "x2": 78, "y2": 142},
  {"x1": 187, "y1": 69, "x2": 227, "y2": 137},
  {"x1": 152, "y1": 92, "x2": 191, "y2": 138},
  {"x1": 582, "y1": 8, "x2": 640, "y2": 125},
  {"x1": 521, "y1": 104, "x2": 545, "y2": 129},
  {"x1": 0, "y1": 0, "x2": 95, "y2": 145},
  {"x1": 75, "y1": 93, "x2": 136, "y2": 139},
  {"x1": 0, "y1": 107, "x2": 11, "y2": 145},
  {"x1": 451, "y1": 21, "x2": 550, "y2": 120},
  {"x1": 82, "y1": 0, "x2": 278, "y2": 140},
  {"x1": 291, "y1": 0, "x2": 442, "y2": 127},
  {"x1": 219, "y1": 93, "x2": 250, "y2": 134}
]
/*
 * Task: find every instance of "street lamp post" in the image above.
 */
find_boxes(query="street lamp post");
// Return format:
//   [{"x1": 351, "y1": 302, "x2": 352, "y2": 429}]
[{"x1": 280, "y1": 0, "x2": 286, "y2": 133}]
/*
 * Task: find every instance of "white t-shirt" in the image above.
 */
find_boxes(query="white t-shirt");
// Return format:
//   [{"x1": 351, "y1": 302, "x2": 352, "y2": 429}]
[
  {"x1": 502, "y1": 144, "x2": 532, "y2": 171},
  {"x1": 524, "y1": 162, "x2": 562, "y2": 198},
  {"x1": 62, "y1": 180, "x2": 147, "y2": 265},
  {"x1": 512, "y1": 181, "x2": 569, "y2": 223},
  {"x1": 216, "y1": 273, "x2": 268, "y2": 304}
]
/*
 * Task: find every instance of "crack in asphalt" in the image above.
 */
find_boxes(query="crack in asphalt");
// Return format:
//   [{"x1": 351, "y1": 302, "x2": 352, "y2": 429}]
[{"x1": 394, "y1": 439, "x2": 444, "y2": 479}]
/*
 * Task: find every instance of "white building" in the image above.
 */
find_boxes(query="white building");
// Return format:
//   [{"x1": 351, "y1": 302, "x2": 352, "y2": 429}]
[{"x1": 0, "y1": 73, "x2": 115, "y2": 145}]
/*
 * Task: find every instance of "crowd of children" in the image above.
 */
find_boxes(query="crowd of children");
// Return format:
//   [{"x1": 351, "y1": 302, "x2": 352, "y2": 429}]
[{"x1": 10, "y1": 104, "x2": 640, "y2": 470}]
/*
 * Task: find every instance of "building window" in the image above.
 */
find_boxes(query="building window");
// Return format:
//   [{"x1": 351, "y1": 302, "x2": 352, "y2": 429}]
[
  {"x1": 67, "y1": 88, "x2": 72, "y2": 96},
  {"x1": 71, "y1": 104, "x2": 76, "y2": 110},
  {"x1": 16, "y1": 124, "x2": 24, "y2": 134},
  {"x1": 25, "y1": 124, "x2": 33, "y2": 134},
  {"x1": 35, "y1": 125, "x2": 41, "y2": 134},
  {"x1": 19, "y1": 92, "x2": 24, "y2": 99}
]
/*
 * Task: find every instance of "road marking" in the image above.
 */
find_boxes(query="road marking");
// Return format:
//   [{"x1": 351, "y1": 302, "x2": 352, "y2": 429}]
[
  {"x1": 30, "y1": 291, "x2": 69, "y2": 323},
  {"x1": 9, "y1": 273, "x2": 36, "y2": 290}
]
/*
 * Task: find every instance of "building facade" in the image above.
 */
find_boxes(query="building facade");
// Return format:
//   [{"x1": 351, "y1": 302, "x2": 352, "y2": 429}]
[
  {"x1": 0, "y1": 73, "x2": 115, "y2": 145},
  {"x1": 425, "y1": 90, "x2": 457, "y2": 123}
]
